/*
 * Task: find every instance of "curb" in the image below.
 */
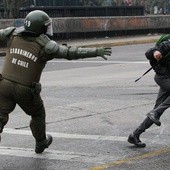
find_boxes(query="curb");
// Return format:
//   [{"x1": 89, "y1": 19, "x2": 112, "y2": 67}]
[{"x1": 80, "y1": 38, "x2": 158, "y2": 47}]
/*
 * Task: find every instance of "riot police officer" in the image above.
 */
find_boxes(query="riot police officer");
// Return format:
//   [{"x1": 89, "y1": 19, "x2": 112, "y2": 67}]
[
  {"x1": 0, "y1": 10, "x2": 111, "y2": 153},
  {"x1": 128, "y1": 37, "x2": 170, "y2": 148}
]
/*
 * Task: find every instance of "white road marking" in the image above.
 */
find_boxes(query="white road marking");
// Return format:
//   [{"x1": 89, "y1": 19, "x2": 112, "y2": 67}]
[
  {"x1": 1, "y1": 129, "x2": 127, "y2": 163},
  {"x1": 0, "y1": 146, "x2": 105, "y2": 163},
  {"x1": 1, "y1": 128, "x2": 168, "y2": 163},
  {"x1": 0, "y1": 128, "x2": 127, "y2": 163},
  {"x1": 4, "y1": 128, "x2": 166, "y2": 145},
  {"x1": 3, "y1": 128, "x2": 127, "y2": 142}
]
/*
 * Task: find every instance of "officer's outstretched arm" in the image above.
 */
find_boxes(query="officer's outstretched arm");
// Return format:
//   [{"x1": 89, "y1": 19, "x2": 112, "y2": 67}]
[
  {"x1": 44, "y1": 40, "x2": 111, "y2": 60},
  {"x1": 67, "y1": 46, "x2": 112, "y2": 60},
  {"x1": 51, "y1": 44, "x2": 111, "y2": 60}
]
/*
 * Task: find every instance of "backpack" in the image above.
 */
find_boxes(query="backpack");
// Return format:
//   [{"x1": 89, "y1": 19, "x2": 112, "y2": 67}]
[{"x1": 156, "y1": 34, "x2": 170, "y2": 45}]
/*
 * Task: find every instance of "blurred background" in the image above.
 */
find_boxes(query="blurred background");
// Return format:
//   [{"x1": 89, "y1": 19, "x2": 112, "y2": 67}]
[
  {"x1": 0, "y1": 0, "x2": 169, "y2": 41},
  {"x1": 1, "y1": 0, "x2": 170, "y2": 18}
]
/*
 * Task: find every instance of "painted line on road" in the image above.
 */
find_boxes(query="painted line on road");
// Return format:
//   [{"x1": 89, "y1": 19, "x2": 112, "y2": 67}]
[
  {"x1": 4, "y1": 128, "x2": 167, "y2": 145},
  {"x1": 0, "y1": 146, "x2": 104, "y2": 163},
  {"x1": 90, "y1": 147, "x2": 170, "y2": 170},
  {"x1": 48, "y1": 60, "x2": 148, "y2": 64},
  {"x1": 3, "y1": 128, "x2": 129, "y2": 142},
  {"x1": 1, "y1": 128, "x2": 169, "y2": 165}
]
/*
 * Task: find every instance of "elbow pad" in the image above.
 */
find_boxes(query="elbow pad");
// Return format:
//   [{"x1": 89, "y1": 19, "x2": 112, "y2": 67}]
[
  {"x1": 57, "y1": 45, "x2": 68, "y2": 58},
  {"x1": 52, "y1": 45, "x2": 68, "y2": 59},
  {"x1": 44, "y1": 40, "x2": 59, "y2": 54},
  {"x1": 68, "y1": 47, "x2": 77, "y2": 59}
]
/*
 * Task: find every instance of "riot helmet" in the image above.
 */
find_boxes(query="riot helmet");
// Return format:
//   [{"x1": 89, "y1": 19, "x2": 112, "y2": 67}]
[{"x1": 24, "y1": 10, "x2": 53, "y2": 36}]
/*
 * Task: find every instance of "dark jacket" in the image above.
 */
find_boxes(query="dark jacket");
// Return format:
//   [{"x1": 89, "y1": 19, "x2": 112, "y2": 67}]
[{"x1": 145, "y1": 40, "x2": 170, "y2": 76}]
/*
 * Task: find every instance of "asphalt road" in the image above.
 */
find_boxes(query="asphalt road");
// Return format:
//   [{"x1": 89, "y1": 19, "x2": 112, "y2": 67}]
[{"x1": 0, "y1": 43, "x2": 170, "y2": 170}]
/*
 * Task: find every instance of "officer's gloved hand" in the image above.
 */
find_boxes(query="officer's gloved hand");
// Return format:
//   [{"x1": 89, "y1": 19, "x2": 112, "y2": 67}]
[{"x1": 96, "y1": 47, "x2": 112, "y2": 60}]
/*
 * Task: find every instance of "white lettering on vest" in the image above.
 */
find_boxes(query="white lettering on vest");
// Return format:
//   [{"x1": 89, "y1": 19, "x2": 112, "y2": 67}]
[
  {"x1": 10, "y1": 48, "x2": 38, "y2": 62},
  {"x1": 12, "y1": 58, "x2": 17, "y2": 64},
  {"x1": 17, "y1": 60, "x2": 29, "y2": 68},
  {"x1": 11, "y1": 58, "x2": 29, "y2": 68}
]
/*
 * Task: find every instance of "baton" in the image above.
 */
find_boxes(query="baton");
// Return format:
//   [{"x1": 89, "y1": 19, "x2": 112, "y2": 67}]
[{"x1": 135, "y1": 67, "x2": 153, "y2": 82}]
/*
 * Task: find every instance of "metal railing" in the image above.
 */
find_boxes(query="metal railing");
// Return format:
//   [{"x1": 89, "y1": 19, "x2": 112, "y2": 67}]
[{"x1": 19, "y1": 6, "x2": 144, "y2": 18}]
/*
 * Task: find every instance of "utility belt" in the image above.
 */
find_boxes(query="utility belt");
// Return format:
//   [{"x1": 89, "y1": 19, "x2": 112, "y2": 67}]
[{"x1": 0, "y1": 74, "x2": 41, "y2": 102}]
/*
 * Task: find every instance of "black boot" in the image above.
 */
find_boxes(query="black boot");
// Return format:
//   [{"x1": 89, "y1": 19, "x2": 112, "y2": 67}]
[
  {"x1": 128, "y1": 133, "x2": 146, "y2": 148},
  {"x1": 147, "y1": 112, "x2": 161, "y2": 126},
  {"x1": 35, "y1": 134, "x2": 53, "y2": 154},
  {"x1": 128, "y1": 117, "x2": 153, "y2": 148}
]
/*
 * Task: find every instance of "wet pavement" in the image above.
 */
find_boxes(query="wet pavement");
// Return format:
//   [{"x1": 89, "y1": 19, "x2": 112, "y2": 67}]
[{"x1": 0, "y1": 35, "x2": 169, "y2": 170}]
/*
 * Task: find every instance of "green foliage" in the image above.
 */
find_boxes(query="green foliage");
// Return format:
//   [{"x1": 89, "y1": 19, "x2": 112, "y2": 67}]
[{"x1": 2, "y1": 0, "x2": 170, "y2": 18}]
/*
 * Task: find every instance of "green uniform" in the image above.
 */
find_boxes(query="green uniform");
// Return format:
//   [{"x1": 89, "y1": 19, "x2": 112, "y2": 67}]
[{"x1": 0, "y1": 27, "x2": 111, "y2": 142}]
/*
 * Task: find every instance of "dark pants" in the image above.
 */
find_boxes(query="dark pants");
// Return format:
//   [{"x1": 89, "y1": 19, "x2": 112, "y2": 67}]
[
  {"x1": 134, "y1": 74, "x2": 170, "y2": 135},
  {"x1": 0, "y1": 79, "x2": 46, "y2": 142},
  {"x1": 152, "y1": 74, "x2": 170, "y2": 117}
]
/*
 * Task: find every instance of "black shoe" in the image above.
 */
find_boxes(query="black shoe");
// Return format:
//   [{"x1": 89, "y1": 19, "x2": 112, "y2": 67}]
[
  {"x1": 147, "y1": 112, "x2": 161, "y2": 126},
  {"x1": 128, "y1": 133, "x2": 146, "y2": 148},
  {"x1": 35, "y1": 134, "x2": 53, "y2": 154}
]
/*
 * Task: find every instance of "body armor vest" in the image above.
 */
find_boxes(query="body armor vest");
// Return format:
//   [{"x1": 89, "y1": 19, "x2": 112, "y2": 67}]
[{"x1": 2, "y1": 35, "x2": 46, "y2": 86}]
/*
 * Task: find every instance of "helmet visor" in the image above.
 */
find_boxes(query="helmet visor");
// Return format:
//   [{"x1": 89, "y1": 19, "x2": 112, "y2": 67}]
[{"x1": 46, "y1": 23, "x2": 53, "y2": 36}]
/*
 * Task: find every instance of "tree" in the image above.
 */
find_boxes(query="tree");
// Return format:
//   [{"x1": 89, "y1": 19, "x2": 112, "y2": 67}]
[
  {"x1": 4, "y1": 0, "x2": 30, "y2": 18},
  {"x1": 2, "y1": 0, "x2": 169, "y2": 17}
]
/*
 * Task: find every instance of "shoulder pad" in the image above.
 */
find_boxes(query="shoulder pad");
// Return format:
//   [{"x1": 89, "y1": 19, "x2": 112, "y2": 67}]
[
  {"x1": 0, "y1": 27, "x2": 15, "y2": 39},
  {"x1": 3, "y1": 27, "x2": 15, "y2": 36},
  {"x1": 44, "y1": 40, "x2": 59, "y2": 54},
  {"x1": 35, "y1": 34, "x2": 50, "y2": 47}
]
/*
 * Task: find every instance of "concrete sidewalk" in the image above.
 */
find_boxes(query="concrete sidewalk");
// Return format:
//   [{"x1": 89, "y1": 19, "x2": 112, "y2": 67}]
[
  {"x1": 0, "y1": 34, "x2": 161, "y2": 56},
  {"x1": 58, "y1": 34, "x2": 161, "y2": 47}
]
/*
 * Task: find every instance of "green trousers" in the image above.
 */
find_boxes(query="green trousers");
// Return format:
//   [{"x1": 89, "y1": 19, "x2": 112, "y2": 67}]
[{"x1": 0, "y1": 79, "x2": 46, "y2": 142}]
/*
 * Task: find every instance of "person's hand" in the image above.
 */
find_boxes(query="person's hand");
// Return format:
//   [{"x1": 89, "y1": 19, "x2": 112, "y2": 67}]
[
  {"x1": 96, "y1": 47, "x2": 112, "y2": 60},
  {"x1": 153, "y1": 51, "x2": 162, "y2": 61}
]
